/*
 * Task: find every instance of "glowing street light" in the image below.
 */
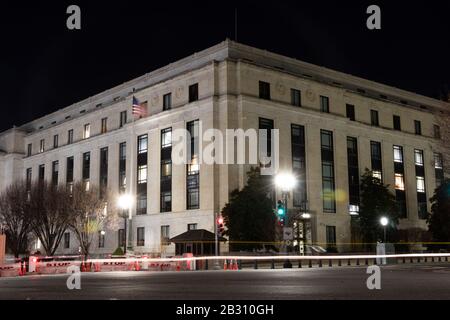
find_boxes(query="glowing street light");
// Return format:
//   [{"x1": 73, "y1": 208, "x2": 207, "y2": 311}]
[
  {"x1": 380, "y1": 217, "x2": 388, "y2": 243},
  {"x1": 118, "y1": 194, "x2": 133, "y2": 211},
  {"x1": 275, "y1": 173, "x2": 297, "y2": 192},
  {"x1": 117, "y1": 194, "x2": 134, "y2": 255},
  {"x1": 275, "y1": 173, "x2": 297, "y2": 269}
]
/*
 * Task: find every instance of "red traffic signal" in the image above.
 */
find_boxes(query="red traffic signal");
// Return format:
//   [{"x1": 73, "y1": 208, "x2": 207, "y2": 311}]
[{"x1": 217, "y1": 215, "x2": 225, "y2": 235}]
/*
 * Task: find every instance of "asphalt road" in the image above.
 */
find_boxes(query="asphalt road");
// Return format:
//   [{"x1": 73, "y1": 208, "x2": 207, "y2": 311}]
[{"x1": 0, "y1": 264, "x2": 449, "y2": 300}]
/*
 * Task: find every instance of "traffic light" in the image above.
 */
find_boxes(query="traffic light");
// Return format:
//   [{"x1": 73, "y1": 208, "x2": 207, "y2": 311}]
[
  {"x1": 217, "y1": 216, "x2": 224, "y2": 236},
  {"x1": 277, "y1": 200, "x2": 286, "y2": 227},
  {"x1": 277, "y1": 200, "x2": 285, "y2": 216}
]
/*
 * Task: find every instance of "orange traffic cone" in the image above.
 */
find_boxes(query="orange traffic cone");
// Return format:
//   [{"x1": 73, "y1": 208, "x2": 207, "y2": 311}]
[
  {"x1": 18, "y1": 262, "x2": 24, "y2": 276},
  {"x1": 232, "y1": 259, "x2": 238, "y2": 271},
  {"x1": 223, "y1": 259, "x2": 228, "y2": 270},
  {"x1": 135, "y1": 261, "x2": 141, "y2": 271},
  {"x1": 94, "y1": 262, "x2": 100, "y2": 272}
]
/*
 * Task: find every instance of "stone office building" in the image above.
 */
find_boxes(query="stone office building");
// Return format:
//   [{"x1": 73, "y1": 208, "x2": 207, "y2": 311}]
[{"x1": 0, "y1": 40, "x2": 448, "y2": 256}]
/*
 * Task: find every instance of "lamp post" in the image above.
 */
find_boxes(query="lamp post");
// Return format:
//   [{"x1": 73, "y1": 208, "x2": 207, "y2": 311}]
[
  {"x1": 275, "y1": 173, "x2": 297, "y2": 269},
  {"x1": 118, "y1": 194, "x2": 133, "y2": 255},
  {"x1": 380, "y1": 217, "x2": 388, "y2": 243}
]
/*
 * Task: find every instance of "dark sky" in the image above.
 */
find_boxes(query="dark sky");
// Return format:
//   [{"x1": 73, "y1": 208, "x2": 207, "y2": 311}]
[{"x1": 1, "y1": 1, "x2": 449, "y2": 132}]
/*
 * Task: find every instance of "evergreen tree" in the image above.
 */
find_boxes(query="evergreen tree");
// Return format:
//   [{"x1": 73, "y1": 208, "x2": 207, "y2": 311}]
[
  {"x1": 221, "y1": 167, "x2": 276, "y2": 252},
  {"x1": 428, "y1": 179, "x2": 450, "y2": 250},
  {"x1": 357, "y1": 169, "x2": 400, "y2": 247}
]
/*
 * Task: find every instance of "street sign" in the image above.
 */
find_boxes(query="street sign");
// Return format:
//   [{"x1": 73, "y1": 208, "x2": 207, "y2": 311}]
[{"x1": 283, "y1": 227, "x2": 294, "y2": 241}]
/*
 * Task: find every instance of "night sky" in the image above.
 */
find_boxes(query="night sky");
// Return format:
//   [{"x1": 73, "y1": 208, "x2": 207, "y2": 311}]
[{"x1": 1, "y1": 1, "x2": 449, "y2": 132}]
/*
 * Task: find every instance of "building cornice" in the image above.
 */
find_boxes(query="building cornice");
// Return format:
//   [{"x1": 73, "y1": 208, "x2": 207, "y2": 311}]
[{"x1": 7, "y1": 39, "x2": 449, "y2": 136}]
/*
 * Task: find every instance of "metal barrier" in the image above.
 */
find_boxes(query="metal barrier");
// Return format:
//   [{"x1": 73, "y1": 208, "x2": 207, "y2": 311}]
[{"x1": 1, "y1": 253, "x2": 449, "y2": 277}]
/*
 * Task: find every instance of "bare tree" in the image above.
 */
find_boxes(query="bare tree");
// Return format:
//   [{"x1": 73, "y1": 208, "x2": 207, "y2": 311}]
[
  {"x1": 0, "y1": 181, "x2": 32, "y2": 258},
  {"x1": 68, "y1": 182, "x2": 119, "y2": 259},
  {"x1": 29, "y1": 181, "x2": 72, "y2": 256}
]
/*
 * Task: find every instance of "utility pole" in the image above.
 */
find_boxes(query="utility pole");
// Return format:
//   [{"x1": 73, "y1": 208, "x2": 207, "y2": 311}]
[{"x1": 213, "y1": 211, "x2": 221, "y2": 270}]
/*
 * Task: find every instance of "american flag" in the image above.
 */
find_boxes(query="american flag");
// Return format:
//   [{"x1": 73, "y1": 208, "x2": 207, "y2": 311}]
[{"x1": 132, "y1": 96, "x2": 146, "y2": 116}]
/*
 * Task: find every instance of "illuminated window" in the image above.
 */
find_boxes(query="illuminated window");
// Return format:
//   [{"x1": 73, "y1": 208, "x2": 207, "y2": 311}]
[
  {"x1": 349, "y1": 204, "x2": 359, "y2": 215},
  {"x1": 137, "y1": 165, "x2": 147, "y2": 184},
  {"x1": 39, "y1": 139, "x2": 45, "y2": 153},
  {"x1": 138, "y1": 135, "x2": 148, "y2": 154},
  {"x1": 372, "y1": 171, "x2": 382, "y2": 180},
  {"x1": 414, "y1": 149, "x2": 424, "y2": 166},
  {"x1": 416, "y1": 177, "x2": 425, "y2": 193},
  {"x1": 434, "y1": 153, "x2": 443, "y2": 169},
  {"x1": 393, "y1": 146, "x2": 403, "y2": 163},
  {"x1": 395, "y1": 173, "x2": 405, "y2": 191},
  {"x1": 83, "y1": 124, "x2": 91, "y2": 139}
]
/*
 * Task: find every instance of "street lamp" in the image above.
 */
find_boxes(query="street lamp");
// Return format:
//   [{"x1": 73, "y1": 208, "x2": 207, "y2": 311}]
[
  {"x1": 380, "y1": 217, "x2": 388, "y2": 243},
  {"x1": 118, "y1": 194, "x2": 133, "y2": 255},
  {"x1": 275, "y1": 173, "x2": 297, "y2": 268}
]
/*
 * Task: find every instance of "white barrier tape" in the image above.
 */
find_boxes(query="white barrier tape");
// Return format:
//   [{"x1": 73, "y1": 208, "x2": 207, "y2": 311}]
[{"x1": 84, "y1": 253, "x2": 450, "y2": 264}]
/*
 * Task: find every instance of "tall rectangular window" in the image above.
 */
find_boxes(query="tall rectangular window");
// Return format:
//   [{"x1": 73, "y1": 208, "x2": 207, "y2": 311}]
[
  {"x1": 120, "y1": 111, "x2": 127, "y2": 127},
  {"x1": 415, "y1": 149, "x2": 427, "y2": 219},
  {"x1": 83, "y1": 124, "x2": 91, "y2": 139},
  {"x1": 100, "y1": 147, "x2": 108, "y2": 198},
  {"x1": 326, "y1": 226, "x2": 337, "y2": 251},
  {"x1": 52, "y1": 161, "x2": 59, "y2": 187},
  {"x1": 39, "y1": 139, "x2": 45, "y2": 153},
  {"x1": 64, "y1": 233, "x2": 70, "y2": 249},
  {"x1": 393, "y1": 146, "x2": 407, "y2": 218},
  {"x1": 346, "y1": 104, "x2": 355, "y2": 121},
  {"x1": 370, "y1": 110, "x2": 379, "y2": 127},
  {"x1": 38, "y1": 164, "x2": 45, "y2": 182},
  {"x1": 414, "y1": 120, "x2": 422, "y2": 135},
  {"x1": 320, "y1": 96, "x2": 329, "y2": 113},
  {"x1": 291, "y1": 89, "x2": 301, "y2": 107},
  {"x1": 321, "y1": 130, "x2": 335, "y2": 213},
  {"x1": 347, "y1": 137, "x2": 360, "y2": 215},
  {"x1": 259, "y1": 81, "x2": 271, "y2": 100},
  {"x1": 53, "y1": 135, "x2": 59, "y2": 149},
  {"x1": 137, "y1": 135, "x2": 148, "y2": 215},
  {"x1": 189, "y1": 83, "x2": 199, "y2": 103},
  {"x1": 26, "y1": 168, "x2": 32, "y2": 191},
  {"x1": 82, "y1": 152, "x2": 90, "y2": 191},
  {"x1": 291, "y1": 124, "x2": 307, "y2": 207},
  {"x1": 187, "y1": 120, "x2": 200, "y2": 210},
  {"x1": 371, "y1": 141, "x2": 382, "y2": 181},
  {"x1": 101, "y1": 118, "x2": 107, "y2": 134},
  {"x1": 27, "y1": 143, "x2": 32, "y2": 157},
  {"x1": 161, "y1": 128, "x2": 172, "y2": 213},
  {"x1": 98, "y1": 231, "x2": 105, "y2": 248},
  {"x1": 66, "y1": 156, "x2": 74, "y2": 192},
  {"x1": 259, "y1": 117, "x2": 274, "y2": 160},
  {"x1": 67, "y1": 129, "x2": 74, "y2": 144},
  {"x1": 414, "y1": 149, "x2": 424, "y2": 166},
  {"x1": 137, "y1": 227, "x2": 145, "y2": 247},
  {"x1": 163, "y1": 93, "x2": 172, "y2": 111},
  {"x1": 433, "y1": 125, "x2": 441, "y2": 139},
  {"x1": 393, "y1": 115, "x2": 401, "y2": 131},
  {"x1": 161, "y1": 225, "x2": 170, "y2": 245},
  {"x1": 434, "y1": 153, "x2": 444, "y2": 188},
  {"x1": 119, "y1": 142, "x2": 126, "y2": 193}
]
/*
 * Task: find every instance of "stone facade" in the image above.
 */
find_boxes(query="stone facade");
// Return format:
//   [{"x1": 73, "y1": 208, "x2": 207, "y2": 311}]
[{"x1": 0, "y1": 40, "x2": 448, "y2": 256}]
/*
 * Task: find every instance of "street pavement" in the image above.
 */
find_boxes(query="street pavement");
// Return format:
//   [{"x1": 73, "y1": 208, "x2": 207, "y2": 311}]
[{"x1": 0, "y1": 263, "x2": 449, "y2": 300}]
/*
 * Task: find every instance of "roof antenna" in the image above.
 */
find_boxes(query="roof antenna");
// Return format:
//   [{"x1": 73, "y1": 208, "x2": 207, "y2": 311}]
[{"x1": 234, "y1": 8, "x2": 238, "y2": 42}]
